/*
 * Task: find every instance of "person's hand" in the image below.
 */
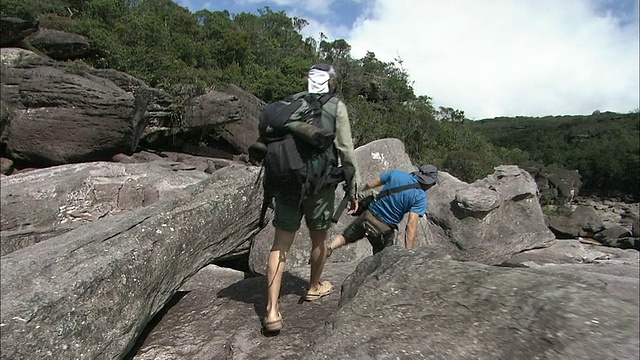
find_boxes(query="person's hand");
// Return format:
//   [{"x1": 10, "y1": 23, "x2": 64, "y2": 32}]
[{"x1": 347, "y1": 199, "x2": 359, "y2": 215}]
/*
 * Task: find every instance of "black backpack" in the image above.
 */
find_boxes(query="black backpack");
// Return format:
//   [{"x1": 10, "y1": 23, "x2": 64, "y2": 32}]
[{"x1": 250, "y1": 92, "x2": 343, "y2": 225}]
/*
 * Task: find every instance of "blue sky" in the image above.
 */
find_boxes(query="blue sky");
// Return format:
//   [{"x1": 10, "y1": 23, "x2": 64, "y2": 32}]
[{"x1": 175, "y1": 0, "x2": 640, "y2": 119}]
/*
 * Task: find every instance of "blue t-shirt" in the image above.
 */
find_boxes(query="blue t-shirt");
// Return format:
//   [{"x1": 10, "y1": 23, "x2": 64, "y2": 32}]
[{"x1": 369, "y1": 170, "x2": 428, "y2": 226}]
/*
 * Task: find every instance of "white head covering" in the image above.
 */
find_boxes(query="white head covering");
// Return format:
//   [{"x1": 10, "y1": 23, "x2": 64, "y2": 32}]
[{"x1": 308, "y1": 64, "x2": 336, "y2": 94}]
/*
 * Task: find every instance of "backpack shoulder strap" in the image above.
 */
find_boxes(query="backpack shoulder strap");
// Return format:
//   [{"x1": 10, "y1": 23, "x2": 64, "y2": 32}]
[{"x1": 375, "y1": 183, "x2": 422, "y2": 200}]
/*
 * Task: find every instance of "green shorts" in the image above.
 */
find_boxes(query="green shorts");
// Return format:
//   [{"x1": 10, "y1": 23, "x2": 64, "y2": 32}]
[
  {"x1": 342, "y1": 210, "x2": 396, "y2": 254},
  {"x1": 272, "y1": 186, "x2": 336, "y2": 232}
]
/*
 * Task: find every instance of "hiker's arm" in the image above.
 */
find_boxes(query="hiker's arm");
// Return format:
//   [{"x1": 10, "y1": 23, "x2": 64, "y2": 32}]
[
  {"x1": 334, "y1": 101, "x2": 361, "y2": 198},
  {"x1": 361, "y1": 176, "x2": 384, "y2": 191},
  {"x1": 405, "y1": 212, "x2": 420, "y2": 249}
]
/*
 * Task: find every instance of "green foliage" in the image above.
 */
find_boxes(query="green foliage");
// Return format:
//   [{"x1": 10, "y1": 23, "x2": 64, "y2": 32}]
[{"x1": 468, "y1": 112, "x2": 640, "y2": 197}]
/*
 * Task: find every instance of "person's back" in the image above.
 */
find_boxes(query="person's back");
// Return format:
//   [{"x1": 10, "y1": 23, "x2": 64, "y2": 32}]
[{"x1": 369, "y1": 170, "x2": 427, "y2": 227}]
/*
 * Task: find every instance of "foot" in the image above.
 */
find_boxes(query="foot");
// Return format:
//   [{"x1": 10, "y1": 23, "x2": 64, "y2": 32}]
[
  {"x1": 263, "y1": 311, "x2": 283, "y2": 332},
  {"x1": 305, "y1": 280, "x2": 332, "y2": 301}
]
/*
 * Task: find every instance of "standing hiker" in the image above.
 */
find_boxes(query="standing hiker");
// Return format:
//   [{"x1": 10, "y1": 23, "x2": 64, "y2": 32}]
[
  {"x1": 328, "y1": 165, "x2": 438, "y2": 256},
  {"x1": 255, "y1": 63, "x2": 361, "y2": 332}
]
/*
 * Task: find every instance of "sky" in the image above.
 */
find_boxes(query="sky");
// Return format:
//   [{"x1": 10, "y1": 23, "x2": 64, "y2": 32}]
[{"x1": 175, "y1": 0, "x2": 640, "y2": 119}]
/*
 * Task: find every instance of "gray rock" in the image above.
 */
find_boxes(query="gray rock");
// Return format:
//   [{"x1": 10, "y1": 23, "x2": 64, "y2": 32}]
[
  {"x1": 88, "y1": 68, "x2": 176, "y2": 128},
  {"x1": 0, "y1": 161, "x2": 210, "y2": 255},
  {"x1": 128, "y1": 262, "x2": 359, "y2": 360},
  {"x1": 0, "y1": 17, "x2": 38, "y2": 46},
  {"x1": 595, "y1": 225, "x2": 632, "y2": 242},
  {"x1": 309, "y1": 247, "x2": 639, "y2": 360},
  {"x1": 1, "y1": 48, "x2": 152, "y2": 165},
  {"x1": 148, "y1": 84, "x2": 262, "y2": 155},
  {"x1": 505, "y1": 239, "x2": 634, "y2": 265},
  {"x1": 0, "y1": 157, "x2": 13, "y2": 175},
  {"x1": 0, "y1": 165, "x2": 264, "y2": 360},
  {"x1": 24, "y1": 28, "x2": 93, "y2": 60},
  {"x1": 426, "y1": 165, "x2": 555, "y2": 264},
  {"x1": 547, "y1": 205, "x2": 605, "y2": 238}
]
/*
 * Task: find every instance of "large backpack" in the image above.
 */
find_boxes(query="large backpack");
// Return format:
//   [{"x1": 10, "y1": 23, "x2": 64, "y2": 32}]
[{"x1": 250, "y1": 92, "x2": 343, "y2": 225}]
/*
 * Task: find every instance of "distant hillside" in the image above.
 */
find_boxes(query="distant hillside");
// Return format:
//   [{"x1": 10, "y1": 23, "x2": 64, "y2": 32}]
[{"x1": 467, "y1": 111, "x2": 640, "y2": 198}]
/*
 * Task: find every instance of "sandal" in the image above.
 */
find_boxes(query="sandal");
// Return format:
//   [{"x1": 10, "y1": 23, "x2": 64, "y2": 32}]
[
  {"x1": 305, "y1": 281, "x2": 332, "y2": 301},
  {"x1": 262, "y1": 312, "x2": 283, "y2": 332}
]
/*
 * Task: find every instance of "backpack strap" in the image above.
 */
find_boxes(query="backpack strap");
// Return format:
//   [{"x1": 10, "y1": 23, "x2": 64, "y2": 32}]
[{"x1": 375, "y1": 183, "x2": 422, "y2": 200}]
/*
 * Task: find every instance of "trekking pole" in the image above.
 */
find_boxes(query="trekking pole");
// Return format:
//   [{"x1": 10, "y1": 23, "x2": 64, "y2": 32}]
[{"x1": 332, "y1": 194, "x2": 349, "y2": 223}]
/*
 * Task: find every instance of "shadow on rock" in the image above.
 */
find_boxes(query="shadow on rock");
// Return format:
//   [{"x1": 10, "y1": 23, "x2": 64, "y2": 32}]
[{"x1": 216, "y1": 271, "x2": 310, "y2": 321}]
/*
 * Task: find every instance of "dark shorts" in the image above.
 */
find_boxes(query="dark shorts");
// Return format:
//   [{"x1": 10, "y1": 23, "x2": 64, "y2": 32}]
[
  {"x1": 342, "y1": 210, "x2": 396, "y2": 254},
  {"x1": 272, "y1": 186, "x2": 336, "y2": 232}
]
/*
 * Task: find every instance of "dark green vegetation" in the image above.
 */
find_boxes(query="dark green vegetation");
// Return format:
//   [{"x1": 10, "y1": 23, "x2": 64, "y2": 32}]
[
  {"x1": 2, "y1": 0, "x2": 638, "y2": 198},
  {"x1": 468, "y1": 112, "x2": 640, "y2": 198}
]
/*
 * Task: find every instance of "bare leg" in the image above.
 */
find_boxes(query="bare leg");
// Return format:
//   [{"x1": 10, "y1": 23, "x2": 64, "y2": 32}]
[
  {"x1": 266, "y1": 228, "x2": 295, "y2": 321},
  {"x1": 328, "y1": 234, "x2": 348, "y2": 253},
  {"x1": 308, "y1": 229, "x2": 328, "y2": 292}
]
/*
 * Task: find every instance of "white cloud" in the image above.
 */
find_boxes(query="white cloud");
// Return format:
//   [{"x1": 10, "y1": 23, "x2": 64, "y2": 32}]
[{"x1": 343, "y1": 0, "x2": 640, "y2": 118}]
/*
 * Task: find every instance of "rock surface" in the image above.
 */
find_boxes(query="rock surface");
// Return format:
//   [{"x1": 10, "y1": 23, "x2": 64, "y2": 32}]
[
  {"x1": 309, "y1": 247, "x2": 639, "y2": 360},
  {"x1": 24, "y1": 28, "x2": 93, "y2": 60},
  {"x1": 0, "y1": 161, "x2": 210, "y2": 255},
  {"x1": 0, "y1": 17, "x2": 39, "y2": 46},
  {"x1": 426, "y1": 165, "x2": 556, "y2": 264},
  {"x1": 0, "y1": 165, "x2": 264, "y2": 360},
  {"x1": 1, "y1": 48, "x2": 151, "y2": 165},
  {"x1": 127, "y1": 262, "x2": 359, "y2": 360}
]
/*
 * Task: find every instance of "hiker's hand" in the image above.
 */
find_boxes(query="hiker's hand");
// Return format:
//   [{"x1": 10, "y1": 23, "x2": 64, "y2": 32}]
[{"x1": 347, "y1": 199, "x2": 359, "y2": 215}]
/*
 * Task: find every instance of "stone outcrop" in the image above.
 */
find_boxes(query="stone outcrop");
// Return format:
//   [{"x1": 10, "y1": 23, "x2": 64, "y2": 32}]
[
  {"x1": 0, "y1": 17, "x2": 39, "y2": 46},
  {"x1": 24, "y1": 28, "x2": 93, "y2": 60},
  {"x1": 0, "y1": 161, "x2": 211, "y2": 255},
  {"x1": 1, "y1": 48, "x2": 151, "y2": 165},
  {"x1": 546, "y1": 205, "x2": 606, "y2": 238},
  {"x1": 426, "y1": 165, "x2": 556, "y2": 264},
  {"x1": 308, "y1": 247, "x2": 639, "y2": 359},
  {"x1": 529, "y1": 164, "x2": 581, "y2": 205},
  {"x1": 142, "y1": 84, "x2": 263, "y2": 156},
  {"x1": 0, "y1": 165, "x2": 264, "y2": 360}
]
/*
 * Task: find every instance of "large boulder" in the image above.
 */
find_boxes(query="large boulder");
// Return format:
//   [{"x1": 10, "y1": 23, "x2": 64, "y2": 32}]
[
  {"x1": 0, "y1": 165, "x2": 264, "y2": 360},
  {"x1": 1, "y1": 48, "x2": 151, "y2": 165},
  {"x1": 309, "y1": 247, "x2": 639, "y2": 359},
  {"x1": 546, "y1": 204, "x2": 605, "y2": 239},
  {"x1": 143, "y1": 84, "x2": 262, "y2": 155},
  {"x1": 426, "y1": 165, "x2": 556, "y2": 264},
  {"x1": 0, "y1": 17, "x2": 39, "y2": 46},
  {"x1": 248, "y1": 138, "x2": 426, "y2": 275},
  {"x1": 529, "y1": 164, "x2": 581, "y2": 206},
  {"x1": 0, "y1": 161, "x2": 211, "y2": 255},
  {"x1": 87, "y1": 68, "x2": 176, "y2": 128},
  {"x1": 24, "y1": 28, "x2": 93, "y2": 60}
]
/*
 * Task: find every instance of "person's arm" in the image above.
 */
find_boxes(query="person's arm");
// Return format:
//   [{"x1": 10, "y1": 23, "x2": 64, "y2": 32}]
[
  {"x1": 334, "y1": 101, "x2": 361, "y2": 198},
  {"x1": 405, "y1": 192, "x2": 427, "y2": 249},
  {"x1": 362, "y1": 176, "x2": 384, "y2": 191},
  {"x1": 405, "y1": 212, "x2": 420, "y2": 249}
]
